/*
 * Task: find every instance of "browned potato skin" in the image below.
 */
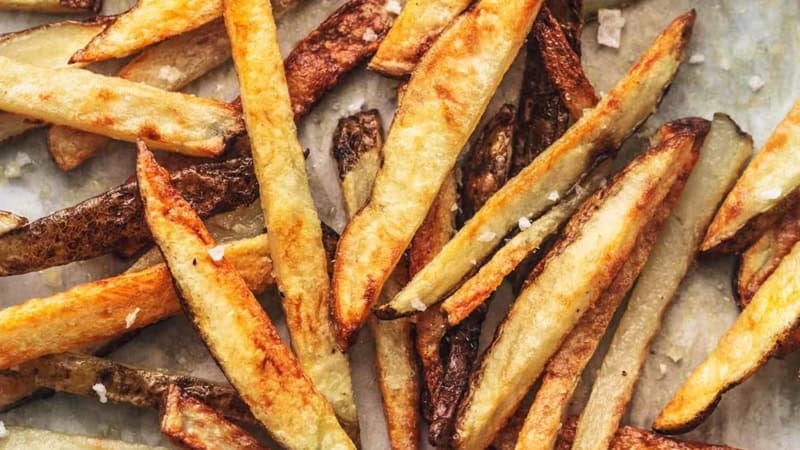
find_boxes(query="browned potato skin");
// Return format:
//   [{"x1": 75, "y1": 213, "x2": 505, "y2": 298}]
[
  {"x1": 0, "y1": 0, "x2": 101, "y2": 13},
  {"x1": 0, "y1": 158, "x2": 258, "y2": 276},
  {"x1": 555, "y1": 417, "x2": 740, "y2": 450},
  {"x1": 160, "y1": 385, "x2": 267, "y2": 450}
]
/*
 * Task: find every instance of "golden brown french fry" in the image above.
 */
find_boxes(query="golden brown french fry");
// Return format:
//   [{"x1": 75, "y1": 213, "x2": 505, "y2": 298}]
[
  {"x1": 0, "y1": 56, "x2": 243, "y2": 157},
  {"x1": 378, "y1": 11, "x2": 695, "y2": 319},
  {"x1": 160, "y1": 384, "x2": 267, "y2": 450},
  {"x1": 573, "y1": 114, "x2": 752, "y2": 447},
  {"x1": 137, "y1": 143, "x2": 353, "y2": 449},
  {"x1": 49, "y1": 19, "x2": 232, "y2": 171},
  {"x1": 702, "y1": 99, "x2": 800, "y2": 253},
  {"x1": 368, "y1": 0, "x2": 472, "y2": 76},
  {"x1": 223, "y1": 0, "x2": 358, "y2": 438},
  {"x1": 0, "y1": 427, "x2": 166, "y2": 450},
  {"x1": 0, "y1": 0, "x2": 100, "y2": 13},
  {"x1": 0, "y1": 234, "x2": 273, "y2": 370},
  {"x1": 453, "y1": 119, "x2": 700, "y2": 450},
  {"x1": 334, "y1": 0, "x2": 546, "y2": 347},
  {"x1": 0, "y1": 211, "x2": 25, "y2": 236}
]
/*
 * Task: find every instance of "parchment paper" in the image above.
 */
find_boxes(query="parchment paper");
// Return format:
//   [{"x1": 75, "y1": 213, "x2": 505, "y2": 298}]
[{"x1": 0, "y1": 0, "x2": 798, "y2": 448}]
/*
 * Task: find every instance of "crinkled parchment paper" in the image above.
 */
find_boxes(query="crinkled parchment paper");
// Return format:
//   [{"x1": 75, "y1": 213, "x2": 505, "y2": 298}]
[{"x1": 0, "y1": 0, "x2": 798, "y2": 448}]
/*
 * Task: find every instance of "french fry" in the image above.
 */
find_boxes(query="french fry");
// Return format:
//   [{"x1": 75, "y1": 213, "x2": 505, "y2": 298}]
[
  {"x1": 0, "y1": 157, "x2": 258, "y2": 276},
  {"x1": 6, "y1": 353, "x2": 258, "y2": 428},
  {"x1": 0, "y1": 211, "x2": 25, "y2": 236},
  {"x1": 333, "y1": 110, "x2": 420, "y2": 450},
  {"x1": 0, "y1": 372, "x2": 39, "y2": 410},
  {"x1": 49, "y1": 19, "x2": 232, "y2": 171},
  {"x1": 453, "y1": 119, "x2": 700, "y2": 450},
  {"x1": 0, "y1": 233, "x2": 274, "y2": 370},
  {"x1": 0, "y1": 19, "x2": 109, "y2": 142},
  {"x1": 223, "y1": 0, "x2": 358, "y2": 438},
  {"x1": 160, "y1": 385, "x2": 266, "y2": 450},
  {"x1": 0, "y1": 56, "x2": 243, "y2": 157},
  {"x1": 573, "y1": 114, "x2": 751, "y2": 446},
  {"x1": 380, "y1": 11, "x2": 694, "y2": 318},
  {"x1": 701, "y1": 99, "x2": 800, "y2": 253},
  {"x1": 0, "y1": 427, "x2": 165, "y2": 449},
  {"x1": 334, "y1": 0, "x2": 546, "y2": 346},
  {"x1": 137, "y1": 144, "x2": 353, "y2": 448},
  {"x1": 515, "y1": 120, "x2": 699, "y2": 449},
  {"x1": 368, "y1": 0, "x2": 472, "y2": 76},
  {"x1": 0, "y1": 0, "x2": 100, "y2": 13}
]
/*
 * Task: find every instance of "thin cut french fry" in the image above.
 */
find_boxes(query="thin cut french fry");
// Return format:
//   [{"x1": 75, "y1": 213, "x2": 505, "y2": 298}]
[
  {"x1": 49, "y1": 19, "x2": 233, "y2": 171},
  {"x1": 573, "y1": 113, "x2": 752, "y2": 447},
  {"x1": 0, "y1": 56, "x2": 243, "y2": 157},
  {"x1": 137, "y1": 143, "x2": 353, "y2": 449},
  {"x1": 453, "y1": 118, "x2": 700, "y2": 450},
  {"x1": 0, "y1": 0, "x2": 100, "y2": 13},
  {"x1": 223, "y1": 0, "x2": 358, "y2": 438},
  {"x1": 334, "y1": 0, "x2": 546, "y2": 346},
  {"x1": 379, "y1": 11, "x2": 695, "y2": 319},
  {"x1": 368, "y1": 0, "x2": 472, "y2": 76}
]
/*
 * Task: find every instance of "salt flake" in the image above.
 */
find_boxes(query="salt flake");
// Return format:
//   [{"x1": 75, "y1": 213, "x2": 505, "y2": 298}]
[
  {"x1": 597, "y1": 9, "x2": 625, "y2": 49},
  {"x1": 384, "y1": 0, "x2": 401, "y2": 15},
  {"x1": 362, "y1": 28, "x2": 378, "y2": 42},
  {"x1": 688, "y1": 53, "x2": 705, "y2": 64},
  {"x1": 0, "y1": 421, "x2": 7, "y2": 439},
  {"x1": 477, "y1": 231, "x2": 496, "y2": 242},
  {"x1": 125, "y1": 307, "x2": 141, "y2": 329},
  {"x1": 748, "y1": 75, "x2": 765, "y2": 92},
  {"x1": 761, "y1": 188, "x2": 782, "y2": 200},
  {"x1": 208, "y1": 245, "x2": 225, "y2": 262},
  {"x1": 92, "y1": 383, "x2": 108, "y2": 403},
  {"x1": 547, "y1": 191, "x2": 560, "y2": 202},
  {"x1": 518, "y1": 217, "x2": 532, "y2": 231},
  {"x1": 410, "y1": 298, "x2": 427, "y2": 312}
]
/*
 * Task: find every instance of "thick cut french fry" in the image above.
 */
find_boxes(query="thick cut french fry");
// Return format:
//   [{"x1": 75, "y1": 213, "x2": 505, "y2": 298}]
[
  {"x1": 0, "y1": 19, "x2": 108, "y2": 142},
  {"x1": 379, "y1": 11, "x2": 694, "y2": 319},
  {"x1": 0, "y1": 56, "x2": 243, "y2": 156},
  {"x1": 223, "y1": 0, "x2": 358, "y2": 438},
  {"x1": 137, "y1": 144, "x2": 353, "y2": 449},
  {"x1": 0, "y1": 234, "x2": 273, "y2": 369},
  {"x1": 334, "y1": 0, "x2": 546, "y2": 346},
  {"x1": 0, "y1": 427, "x2": 165, "y2": 450},
  {"x1": 573, "y1": 114, "x2": 752, "y2": 446},
  {"x1": 368, "y1": 0, "x2": 472, "y2": 76},
  {"x1": 0, "y1": 0, "x2": 100, "y2": 13},
  {"x1": 49, "y1": 19, "x2": 232, "y2": 171},
  {"x1": 160, "y1": 385, "x2": 267, "y2": 450},
  {"x1": 453, "y1": 119, "x2": 700, "y2": 450},
  {"x1": 333, "y1": 110, "x2": 384, "y2": 218},
  {"x1": 702, "y1": 99, "x2": 800, "y2": 253}
]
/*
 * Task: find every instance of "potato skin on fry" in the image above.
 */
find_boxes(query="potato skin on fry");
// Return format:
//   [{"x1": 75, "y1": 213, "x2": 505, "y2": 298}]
[{"x1": 0, "y1": 0, "x2": 101, "y2": 14}]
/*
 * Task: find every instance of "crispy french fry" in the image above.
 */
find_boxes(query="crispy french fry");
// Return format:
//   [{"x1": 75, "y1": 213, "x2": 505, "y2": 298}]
[
  {"x1": 69, "y1": 0, "x2": 299, "y2": 64},
  {"x1": 0, "y1": 56, "x2": 243, "y2": 157},
  {"x1": 160, "y1": 384, "x2": 266, "y2": 450},
  {"x1": 453, "y1": 119, "x2": 700, "y2": 450},
  {"x1": 0, "y1": 19, "x2": 108, "y2": 142},
  {"x1": 368, "y1": 0, "x2": 472, "y2": 76},
  {"x1": 334, "y1": 0, "x2": 546, "y2": 346},
  {"x1": 223, "y1": 0, "x2": 358, "y2": 438},
  {"x1": 515, "y1": 122, "x2": 698, "y2": 449},
  {"x1": 379, "y1": 11, "x2": 694, "y2": 319},
  {"x1": 137, "y1": 144, "x2": 353, "y2": 448},
  {"x1": 573, "y1": 114, "x2": 751, "y2": 446},
  {"x1": 0, "y1": 211, "x2": 25, "y2": 236},
  {"x1": 333, "y1": 110, "x2": 384, "y2": 218},
  {"x1": 0, "y1": 0, "x2": 100, "y2": 13},
  {"x1": 0, "y1": 233, "x2": 274, "y2": 370},
  {"x1": 0, "y1": 372, "x2": 40, "y2": 410},
  {"x1": 0, "y1": 427, "x2": 165, "y2": 450},
  {"x1": 49, "y1": 19, "x2": 233, "y2": 171},
  {"x1": 0, "y1": 158, "x2": 258, "y2": 276},
  {"x1": 702, "y1": 99, "x2": 800, "y2": 253}
]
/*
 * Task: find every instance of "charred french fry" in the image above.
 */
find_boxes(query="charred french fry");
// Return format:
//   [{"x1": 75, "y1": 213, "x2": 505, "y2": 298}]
[
  {"x1": 223, "y1": 0, "x2": 358, "y2": 437},
  {"x1": 0, "y1": 234, "x2": 274, "y2": 370},
  {"x1": 368, "y1": 0, "x2": 472, "y2": 76},
  {"x1": 381, "y1": 12, "x2": 695, "y2": 318},
  {"x1": 453, "y1": 118, "x2": 700, "y2": 450},
  {"x1": 0, "y1": 158, "x2": 258, "y2": 276},
  {"x1": 160, "y1": 385, "x2": 266, "y2": 450},
  {"x1": 137, "y1": 144, "x2": 353, "y2": 448},
  {"x1": 0, "y1": 0, "x2": 100, "y2": 13},
  {"x1": 574, "y1": 114, "x2": 751, "y2": 447},
  {"x1": 333, "y1": 111, "x2": 384, "y2": 219},
  {"x1": 0, "y1": 56, "x2": 243, "y2": 157},
  {"x1": 49, "y1": 19, "x2": 232, "y2": 171},
  {"x1": 0, "y1": 427, "x2": 165, "y2": 449},
  {"x1": 702, "y1": 99, "x2": 800, "y2": 253},
  {"x1": 334, "y1": 0, "x2": 546, "y2": 346}
]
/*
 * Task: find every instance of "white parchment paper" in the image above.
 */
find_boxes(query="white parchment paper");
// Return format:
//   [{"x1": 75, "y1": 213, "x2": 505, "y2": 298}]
[{"x1": 0, "y1": 0, "x2": 798, "y2": 448}]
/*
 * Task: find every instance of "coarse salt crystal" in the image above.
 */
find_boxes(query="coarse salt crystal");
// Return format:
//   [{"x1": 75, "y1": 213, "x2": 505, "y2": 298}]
[
  {"x1": 92, "y1": 383, "x2": 108, "y2": 403},
  {"x1": 362, "y1": 28, "x2": 378, "y2": 42},
  {"x1": 450, "y1": 203, "x2": 459, "y2": 212},
  {"x1": 597, "y1": 9, "x2": 625, "y2": 49},
  {"x1": 410, "y1": 298, "x2": 427, "y2": 312},
  {"x1": 547, "y1": 191, "x2": 560, "y2": 201},
  {"x1": 688, "y1": 53, "x2": 705, "y2": 64},
  {"x1": 384, "y1": 0, "x2": 401, "y2": 15},
  {"x1": 158, "y1": 66, "x2": 182, "y2": 84},
  {"x1": 208, "y1": 245, "x2": 225, "y2": 262},
  {"x1": 748, "y1": 75, "x2": 765, "y2": 92},
  {"x1": 478, "y1": 231, "x2": 496, "y2": 242},
  {"x1": 0, "y1": 421, "x2": 7, "y2": 438},
  {"x1": 348, "y1": 98, "x2": 365, "y2": 113},
  {"x1": 518, "y1": 217, "x2": 532, "y2": 231},
  {"x1": 125, "y1": 307, "x2": 141, "y2": 329},
  {"x1": 761, "y1": 188, "x2": 782, "y2": 200}
]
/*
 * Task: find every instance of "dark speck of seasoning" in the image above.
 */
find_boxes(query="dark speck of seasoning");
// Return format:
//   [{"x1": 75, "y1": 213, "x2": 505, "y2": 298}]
[
  {"x1": 622, "y1": 370, "x2": 628, "y2": 376},
  {"x1": 303, "y1": 148, "x2": 310, "y2": 159},
  {"x1": 192, "y1": 258, "x2": 197, "y2": 266}
]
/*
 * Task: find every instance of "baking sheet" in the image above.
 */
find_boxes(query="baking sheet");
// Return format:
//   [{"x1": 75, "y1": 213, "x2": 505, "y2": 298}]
[{"x1": 0, "y1": 0, "x2": 798, "y2": 448}]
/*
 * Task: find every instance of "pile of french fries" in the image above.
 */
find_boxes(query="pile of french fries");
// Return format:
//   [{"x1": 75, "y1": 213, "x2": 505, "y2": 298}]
[{"x1": 0, "y1": 0, "x2": 794, "y2": 448}]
